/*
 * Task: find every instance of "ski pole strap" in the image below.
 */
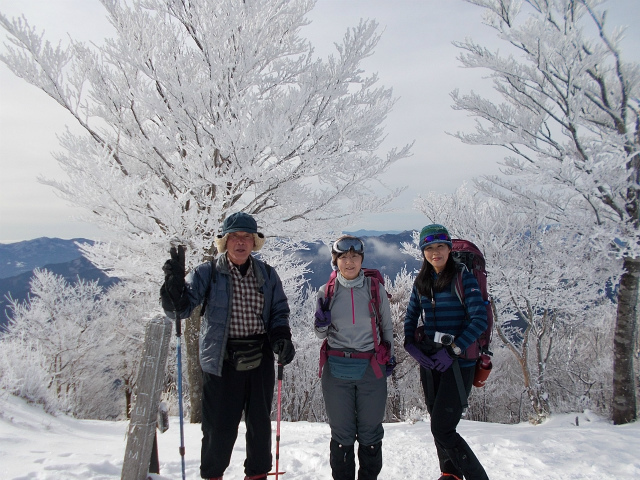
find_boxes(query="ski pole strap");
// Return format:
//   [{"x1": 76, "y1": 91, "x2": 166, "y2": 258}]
[{"x1": 452, "y1": 359, "x2": 469, "y2": 409}]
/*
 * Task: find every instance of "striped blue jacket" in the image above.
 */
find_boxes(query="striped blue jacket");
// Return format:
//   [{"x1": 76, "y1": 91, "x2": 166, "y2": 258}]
[{"x1": 404, "y1": 268, "x2": 487, "y2": 367}]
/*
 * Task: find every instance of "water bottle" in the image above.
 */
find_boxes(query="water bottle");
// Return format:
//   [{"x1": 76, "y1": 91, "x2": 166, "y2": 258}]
[{"x1": 473, "y1": 354, "x2": 493, "y2": 387}]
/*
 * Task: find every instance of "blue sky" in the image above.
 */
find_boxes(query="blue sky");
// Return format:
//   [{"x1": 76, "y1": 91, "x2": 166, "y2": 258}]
[{"x1": 1, "y1": 0, "x2": 638, "y2": 243}]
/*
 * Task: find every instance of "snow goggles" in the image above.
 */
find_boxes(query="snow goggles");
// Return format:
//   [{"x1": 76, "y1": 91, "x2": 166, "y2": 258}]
[
  {"x1": 333, "y1": 237, "x2": 364, "y2": 254},
  {"x1": 421, "y1": 233, "x2": 451, "y2": 244}
]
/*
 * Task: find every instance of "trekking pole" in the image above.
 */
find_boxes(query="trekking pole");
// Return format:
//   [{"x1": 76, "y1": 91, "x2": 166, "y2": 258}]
[
  {"x1": 175, "y1": 310, "x2": 187, "y2": 480},
  {"x1": 169, "y1": 244, "x2": 187, "y2": 480},
  {"x1": 270, "y1": 363, "x2": 286, "y2": 478}
]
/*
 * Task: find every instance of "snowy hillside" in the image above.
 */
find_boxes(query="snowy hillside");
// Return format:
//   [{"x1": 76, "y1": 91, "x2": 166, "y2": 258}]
[{"x1": 1, "y1": 392, "x2": 637, "y2": 479}]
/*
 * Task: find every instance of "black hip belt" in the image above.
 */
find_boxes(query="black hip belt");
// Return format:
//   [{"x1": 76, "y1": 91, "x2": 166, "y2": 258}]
[{"x1": 225, "y1": 335, "x2": 266, "y2": 371}]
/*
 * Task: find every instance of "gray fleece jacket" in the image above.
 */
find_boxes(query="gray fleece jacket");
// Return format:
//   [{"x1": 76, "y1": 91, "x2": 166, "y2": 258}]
[{"x1": 315, "y1": 270, "x2": 394, "y2": 356}]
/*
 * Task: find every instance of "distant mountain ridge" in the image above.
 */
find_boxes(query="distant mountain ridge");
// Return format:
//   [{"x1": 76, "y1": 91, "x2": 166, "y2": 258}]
[
  {"x1": 0, "y1": 237, "x2": 95, "y2": 278},
  {"x1": 291, "y1": 230, "x2": 419, "y2": 289},
  {"x1": 0, "y1": 233, "x2": 420, "y2": 328},
  {"x1": 0, "y1": 238, "x2": 119, "y2": 329}
]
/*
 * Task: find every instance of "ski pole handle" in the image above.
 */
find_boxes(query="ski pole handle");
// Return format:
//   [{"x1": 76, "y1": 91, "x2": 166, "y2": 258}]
[{"x1": 168, "y1": 244, "x2": 186, "y2": 337}]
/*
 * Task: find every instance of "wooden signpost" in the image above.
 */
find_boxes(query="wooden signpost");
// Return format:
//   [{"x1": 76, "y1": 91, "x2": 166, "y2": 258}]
[{"x1": 121, "y1": 315, "x2": 173, "y2": 480}]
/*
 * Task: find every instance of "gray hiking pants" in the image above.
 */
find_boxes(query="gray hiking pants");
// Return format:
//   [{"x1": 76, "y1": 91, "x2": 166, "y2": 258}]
[{"x1": 322, "y1": 361, "x2": 387, "y2": 446}]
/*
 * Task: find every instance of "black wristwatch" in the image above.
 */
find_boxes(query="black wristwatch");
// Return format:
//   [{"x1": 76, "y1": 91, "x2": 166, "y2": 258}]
[{"x1": 451, "y1": 342, "x2": 462, "y2": 356}]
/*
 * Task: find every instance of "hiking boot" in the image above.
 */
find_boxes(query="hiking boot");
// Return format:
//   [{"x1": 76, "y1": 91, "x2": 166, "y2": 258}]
[
  {"x1": 438, "y1": 474, "x2": 462, "y2": 480},
  {"x1": 206, "y1": 478, "x2": 223, "y2": 480},
  {"x1": 244, "y1": 475, "x2": 267, "y2": 480}
]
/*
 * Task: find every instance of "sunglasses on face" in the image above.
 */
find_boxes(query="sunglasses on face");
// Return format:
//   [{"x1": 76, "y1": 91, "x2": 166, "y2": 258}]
[{"x1": 333, "y1": 237, "x2": 364, "y2": 254}]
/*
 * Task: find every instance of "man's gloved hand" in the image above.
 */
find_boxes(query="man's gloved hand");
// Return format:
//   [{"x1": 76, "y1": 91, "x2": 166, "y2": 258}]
[
  {"x1": 162, "y1": 246, "x2": 186, "y2": 302},
  {"x1": 431, "y1": 348, "x2": 454, "y2": 372},
  {"x1": 314, "y1": 297, "x2": 332, "y2": 328},
  {"x1": 404, "y1": 339, "x2": 436, "y2": 370},
  {"x1": 272, "y1": 338, "x2": 296, "y2": 365},
  {"x1": 385, "y1": 356, "x2": 397, "y2": 377},
  {"x1": 160, "y1": 246, "x2": 188, "y2": 312}
]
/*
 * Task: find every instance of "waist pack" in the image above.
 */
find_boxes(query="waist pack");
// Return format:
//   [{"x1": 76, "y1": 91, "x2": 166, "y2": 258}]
[
  {"x1": 318, "y1": 339, "x2": 387, "y2": 379},
  {"x1": 327, "y1": 355, "x2": 370, "y2": 380},
  {"x1": 226, "y1": 336, "x2": 265, "y2": 371}
]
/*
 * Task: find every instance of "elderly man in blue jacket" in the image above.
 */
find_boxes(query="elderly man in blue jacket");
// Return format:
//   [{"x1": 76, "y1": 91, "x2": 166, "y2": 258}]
[{"x1": 160, "y1": 212, "x2": 295, "y2": 480}]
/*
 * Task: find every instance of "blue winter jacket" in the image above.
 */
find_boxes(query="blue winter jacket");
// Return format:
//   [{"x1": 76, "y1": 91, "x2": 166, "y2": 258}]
[
  {"x1": 166, "y1": 254, "x2": 291, "y2": 376},
  {"x1": 404, "y1": 268, "x2": 487, "y2": 368}
]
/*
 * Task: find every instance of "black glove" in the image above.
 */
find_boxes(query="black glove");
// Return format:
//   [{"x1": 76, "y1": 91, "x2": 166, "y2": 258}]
[
  {"x1": 272, "y1": 338, "x2": 295, "y2": 365},
  {"x1": 160, "y1": 245, "x2": 188, "y2": 311}
]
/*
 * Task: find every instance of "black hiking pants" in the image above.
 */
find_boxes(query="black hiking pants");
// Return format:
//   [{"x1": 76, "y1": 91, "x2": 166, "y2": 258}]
[
  {"x1": 200, "y1": 343, "x2": 275, "y2": 479},
  {"x1": 421, "y1": 365, "x2": 489, "y2": 480}
]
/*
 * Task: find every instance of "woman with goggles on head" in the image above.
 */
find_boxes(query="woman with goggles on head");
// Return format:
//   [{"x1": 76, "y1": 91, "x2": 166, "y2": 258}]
[
  {"x1": 404, "y1": 224, "x2": 489, "y2": 480},
  {"x1": 314, "y1": 235, "x2": 394, "y2": 480}
]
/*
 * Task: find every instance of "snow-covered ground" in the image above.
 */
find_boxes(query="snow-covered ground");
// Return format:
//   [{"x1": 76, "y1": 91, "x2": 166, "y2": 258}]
[{"x1": 1, "y1": 392, "x2": 638, "y2": 479}]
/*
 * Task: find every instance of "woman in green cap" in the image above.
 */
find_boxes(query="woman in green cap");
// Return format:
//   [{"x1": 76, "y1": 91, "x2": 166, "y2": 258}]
[{"x1": 403, "y1": 224, "x2": 489, "y2": 480}]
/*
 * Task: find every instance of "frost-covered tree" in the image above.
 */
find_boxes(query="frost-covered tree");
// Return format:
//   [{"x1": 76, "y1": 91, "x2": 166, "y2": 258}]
[
  {"x1": 98, "y1": 282, "x2": 158, "y2": 418},
  {"x1": 3, "y1": 270, "x2": 119, "y2": 418},
  {"x1": 409, "y1": 185, "x2": 620, "y2": 422},
  {"x1": 0, "y1": 0, "x2": 411, "y2": 421},
  {"x1": 0, "y1": 0, "x2": 409, "y2": 271},
  {"x1": 451, "y1": 0, "x2": 639, "y2": 424},
  {"x1": 384, "y1": 267, "x2": 427, "y2": 421},
  {"x1": 2, "y1": 270, "x2": 165, "y2": 419}
]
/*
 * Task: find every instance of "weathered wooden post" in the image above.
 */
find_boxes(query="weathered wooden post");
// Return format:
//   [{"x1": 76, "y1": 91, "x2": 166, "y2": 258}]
[{"x1": 121, "y1": 315, "x2": 173, "y2": 480}]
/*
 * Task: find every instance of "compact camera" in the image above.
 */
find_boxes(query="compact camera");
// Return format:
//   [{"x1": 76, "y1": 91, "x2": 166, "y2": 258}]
[{"x1": 434, "y1": 331, "x2": 454, "y2": 346}]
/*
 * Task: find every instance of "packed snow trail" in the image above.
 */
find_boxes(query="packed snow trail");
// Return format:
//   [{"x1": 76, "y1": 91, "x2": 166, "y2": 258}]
[{"x1": 1, "y1": 394, "x2": 638, "y2": 479}]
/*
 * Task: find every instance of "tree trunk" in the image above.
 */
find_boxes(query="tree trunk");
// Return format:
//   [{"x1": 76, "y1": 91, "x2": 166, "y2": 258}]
[
  {"x1": 185, "y1": 309, "x2": 203, "y2": 424},
  {"x1": 612, "y1": 257, "x2": 639, "y2": 424}
]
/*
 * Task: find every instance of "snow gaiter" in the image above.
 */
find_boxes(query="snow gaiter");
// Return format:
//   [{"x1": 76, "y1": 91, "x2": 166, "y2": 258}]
[
  {"x1": 330, "y1": 439, "x2": 355, "y2": 480},
  {"x1": 357, "y1": 441, "x2": 382, "y2": 480},
  {"x1": 444, "y1": 438, "x2": 488, "y2": 480},
  {"x1": 435, "y1": 440, "x2": 464, "y2": 479}
]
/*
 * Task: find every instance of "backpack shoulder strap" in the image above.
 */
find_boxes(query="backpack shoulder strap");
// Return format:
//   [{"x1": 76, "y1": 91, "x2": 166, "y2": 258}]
[
  {"x1": 364, "y1": 271, "x2": 386, "y2": 349},
  {"x1": 200, "y1": 259, "x2": 217, "y2": 316},
  {"x1": 263, "y1": 260, "x2": 273, "y2": 279},
  {"x1": 324, "y1": 270, "x2": 339, "y2": 302},
  {"x1": 452, "y1": 267, "x2": 467, "y2": 317}
]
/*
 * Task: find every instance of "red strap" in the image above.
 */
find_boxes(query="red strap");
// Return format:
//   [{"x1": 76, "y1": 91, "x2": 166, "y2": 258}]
[
  {"x1": 319, "y1": 346, "x2": 384, "y2": 379},
  {"x1": 325, "y1": 270, "x2": 338, "y2": 302}
]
